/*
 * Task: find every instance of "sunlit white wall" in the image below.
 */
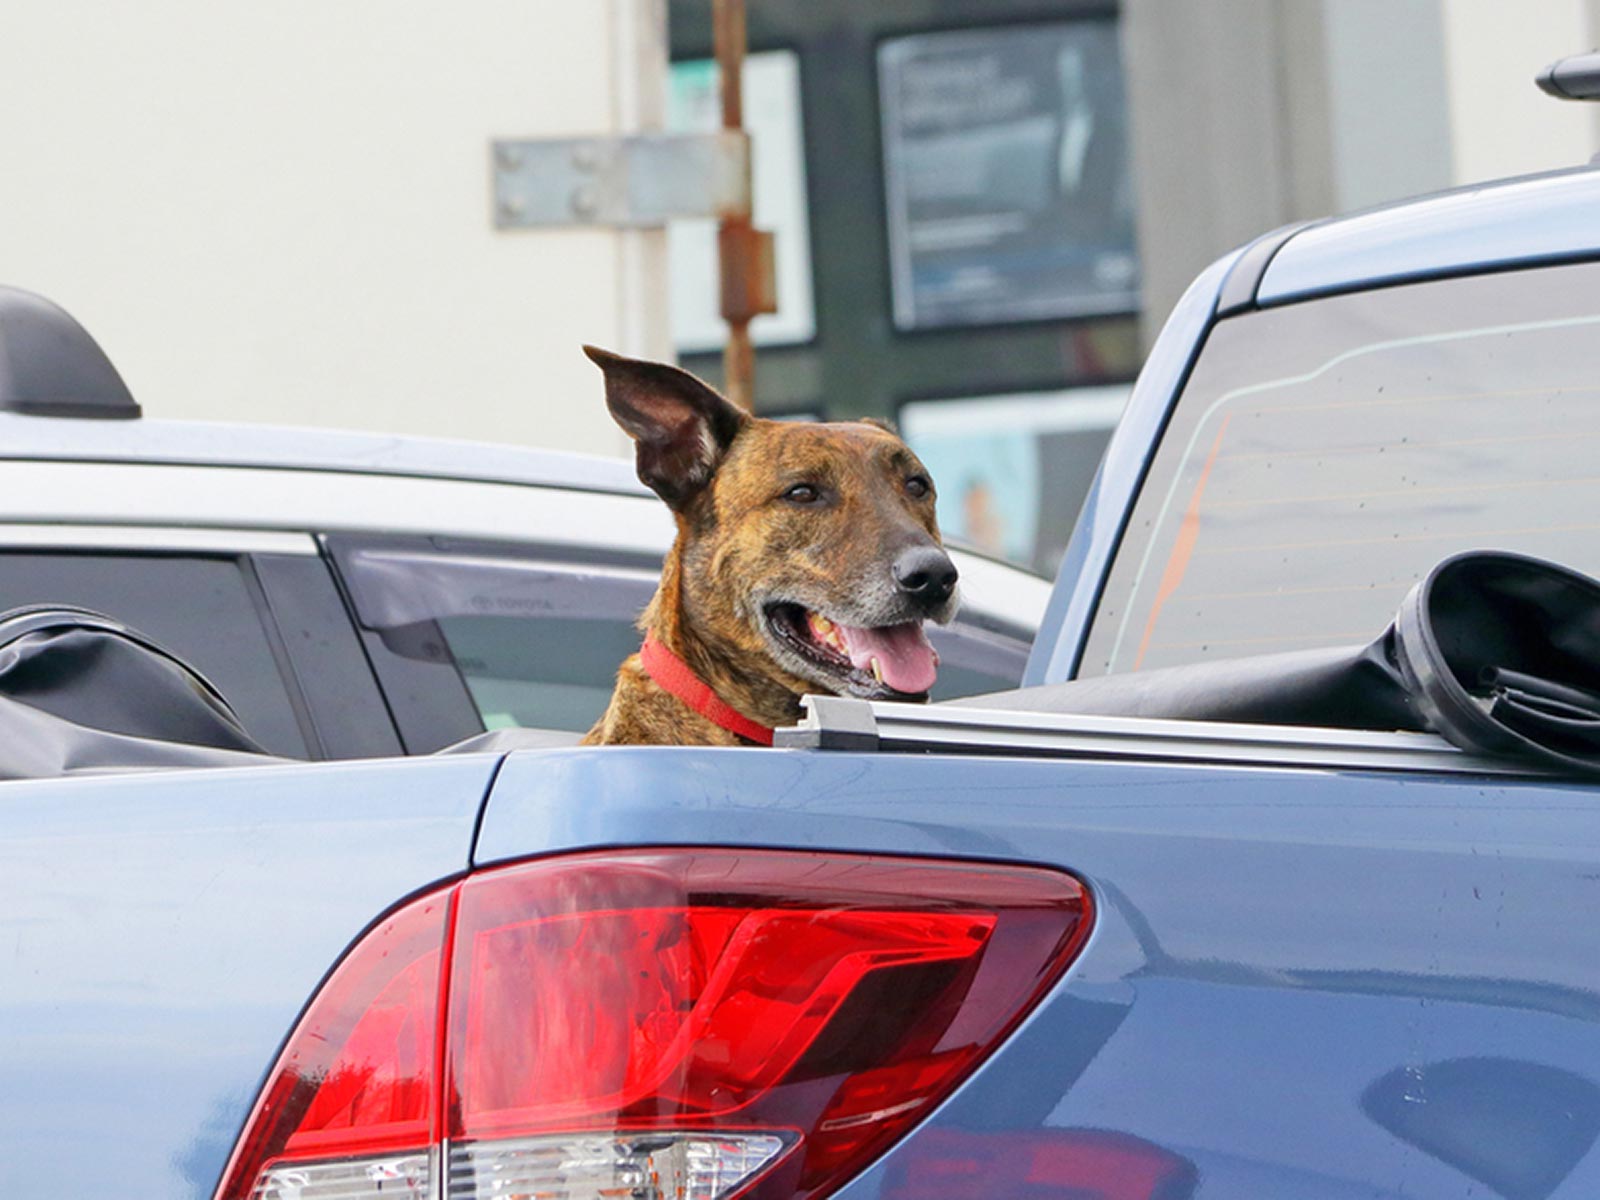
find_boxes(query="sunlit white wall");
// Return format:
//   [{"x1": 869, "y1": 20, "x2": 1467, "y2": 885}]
[
  {"x1": 1440, "y1": 0, "x2": 1600, "y2": 185},
  {"x1": 0, "y1": 1, "x2": 670, "y2": 455},
  {"x1": 1322, "y1": 0, "x2": 1600, "y2": 208},
  {"x1": 1124, "y1": 0, "x2": 1600, "y2": 342}
]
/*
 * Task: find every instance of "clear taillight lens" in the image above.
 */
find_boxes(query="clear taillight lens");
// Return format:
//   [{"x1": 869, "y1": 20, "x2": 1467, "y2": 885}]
[
  {"x1": 214, "y1": 850, "x2": 1093, "y2": 1200},
  {"x1": 250, "y1": 1149, "x2": 435, "y2": 1199},
  {"x1": 448, "y1": 1131, "x2": 794, "y2": 1200}
]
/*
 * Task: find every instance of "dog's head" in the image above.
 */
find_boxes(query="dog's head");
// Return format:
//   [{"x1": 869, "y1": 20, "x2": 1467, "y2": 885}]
[{"x1": 587, "y1": 346, "x2": 958, "y2": 702}]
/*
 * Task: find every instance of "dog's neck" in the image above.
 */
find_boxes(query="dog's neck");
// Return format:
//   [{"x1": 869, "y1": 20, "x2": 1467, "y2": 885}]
[
  {"x1": 582, "y1": 547, "x2": 808, "y2": 747},
  {"x1": 646, "y1": 551, "x2": 806, "y2": 732}
]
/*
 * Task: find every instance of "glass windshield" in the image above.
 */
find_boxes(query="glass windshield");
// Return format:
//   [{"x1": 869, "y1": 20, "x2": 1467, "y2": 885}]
[{"x1": 1082, "y1": 259, "x2": 1600, "y2": 676}]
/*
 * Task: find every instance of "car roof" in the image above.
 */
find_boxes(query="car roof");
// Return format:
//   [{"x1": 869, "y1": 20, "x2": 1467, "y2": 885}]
[
  {"x1": 0, "y1": 410, "x2": 651, "y2": 496},
  {"x1": 0, "y1": 410, "x2": 1052, "y2": 630},
  {"x1": 1256, "y1": 164, "x2": 1600, "y2": 306}
]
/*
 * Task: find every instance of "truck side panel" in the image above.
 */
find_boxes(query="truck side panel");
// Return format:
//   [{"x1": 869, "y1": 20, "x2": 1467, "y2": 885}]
[{"x1": 478, "y1": 746, "x2": 1600, "y2": 1199}]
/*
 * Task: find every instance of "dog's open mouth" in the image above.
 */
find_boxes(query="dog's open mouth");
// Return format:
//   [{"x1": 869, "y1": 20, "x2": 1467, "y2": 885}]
[{"x1": 765, "y1": 602, "x2": 939, "y2": 699}]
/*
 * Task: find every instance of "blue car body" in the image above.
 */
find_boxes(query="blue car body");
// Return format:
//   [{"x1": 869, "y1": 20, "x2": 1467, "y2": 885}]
[
  {"x1": 7, "y1": 166, "x2": 1600, "y2": 1200},
  {"x1": 10, "y1": 746, "x2": 1599, "y2": 1198}
]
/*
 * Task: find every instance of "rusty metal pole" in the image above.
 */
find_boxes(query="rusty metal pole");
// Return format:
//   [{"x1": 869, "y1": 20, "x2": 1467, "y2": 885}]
[{"x1": 713, "y1": 0, "x2": 760, "y2": 412}]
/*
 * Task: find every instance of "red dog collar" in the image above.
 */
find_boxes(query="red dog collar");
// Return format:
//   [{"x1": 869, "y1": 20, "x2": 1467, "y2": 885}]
[{"x1": 640, "y1": 631, "x2": 775, "y2": 747}]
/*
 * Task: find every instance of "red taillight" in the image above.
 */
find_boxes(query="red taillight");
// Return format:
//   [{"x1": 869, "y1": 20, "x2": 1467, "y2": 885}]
[
  {"x1": 215, "y1": 850, "x2": 1092, "y2": 1200},
  {"x1": 215, "y1": 890, "x2": 451, "y2": 1199}
]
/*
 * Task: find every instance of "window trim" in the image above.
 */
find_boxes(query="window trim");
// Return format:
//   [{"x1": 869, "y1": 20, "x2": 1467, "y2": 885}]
[
  {"x1": 0, "y1": 523, "x2": 317, "y2": 555},
  {"x1": 253, "y1": 552, "x2": 403, "y2": 760}
]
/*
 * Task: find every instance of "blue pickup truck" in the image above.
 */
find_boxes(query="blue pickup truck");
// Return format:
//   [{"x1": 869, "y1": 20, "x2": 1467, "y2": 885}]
[{"x1": 6, "y1": 162, "x2": 1600, "y2": 1200}]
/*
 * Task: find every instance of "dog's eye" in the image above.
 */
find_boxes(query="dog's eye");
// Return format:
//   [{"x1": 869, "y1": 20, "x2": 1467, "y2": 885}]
[
  {"x1": 782, "y1": 483, "x2": 822, "y2": 505},
  {"x1": 905, "y1": 475, "x2": 931, "y2": 499}
]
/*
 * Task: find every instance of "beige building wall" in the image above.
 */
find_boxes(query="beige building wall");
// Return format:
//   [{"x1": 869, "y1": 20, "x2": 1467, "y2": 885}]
[
  {"x1": 1119, "y1": 0, "x2": 1335, "y2": 341},
  {"x1": 1123, "y1": 0, "x2": 1600, "y2": 344},
  {"x1": 0, "y1": 1, "x2": 669, "y2": 455},
  {"x1": 1440, "y1": 0, "x2": 1599, "y2": 184}
]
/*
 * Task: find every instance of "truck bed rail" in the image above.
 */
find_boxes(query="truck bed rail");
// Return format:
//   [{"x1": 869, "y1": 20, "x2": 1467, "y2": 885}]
[{"x1": 777, "y1": 695, "x2": 1543, "y2": 777}]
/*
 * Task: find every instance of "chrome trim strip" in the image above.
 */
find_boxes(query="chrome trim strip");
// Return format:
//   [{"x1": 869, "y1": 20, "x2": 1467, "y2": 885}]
[{"x1": 0, "y1": 523, "x2": 318, "y2": 555}]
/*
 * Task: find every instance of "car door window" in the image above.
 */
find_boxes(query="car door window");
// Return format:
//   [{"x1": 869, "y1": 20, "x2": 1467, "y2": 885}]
[
  {"x1": 929, "y1": 619, "x2": 1030, "y2": 698},
  {"x1": 437, "y1": 613, "x2": 644, "y2": 731},
  {"x1": 331, "y1": 540, "x2": 657, "y2": 736},
  {"x1": 331, "y1": 537, "x2": 1032, "y2": 740},
  {"x1": 0, "y1": 553, "x2": 310, "y2": 756}
]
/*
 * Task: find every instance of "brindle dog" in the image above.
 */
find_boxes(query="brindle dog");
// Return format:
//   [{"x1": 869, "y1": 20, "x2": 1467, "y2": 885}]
[{"x1": 581, "y1": 346, "x2": 958, "y2": 746}]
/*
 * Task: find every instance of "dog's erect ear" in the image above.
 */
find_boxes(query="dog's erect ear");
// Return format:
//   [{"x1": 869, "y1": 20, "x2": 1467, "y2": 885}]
[{"x1": 584, "y1": 345, "x2": 750, "y2": 509}]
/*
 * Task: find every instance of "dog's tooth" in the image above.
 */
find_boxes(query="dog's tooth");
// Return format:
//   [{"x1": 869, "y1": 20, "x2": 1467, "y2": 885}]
[{"x1": 870, "y1": 656, "x2": 884, "y2": 683}]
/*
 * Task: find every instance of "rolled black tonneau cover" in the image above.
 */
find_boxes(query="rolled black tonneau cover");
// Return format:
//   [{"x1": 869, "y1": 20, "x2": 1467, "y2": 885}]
[
  {"x1": 792, "y1": 552, "x2": 1600, "y2": 778},
  {"x1": 0, "y1": 605, "x2": 272, "y2": 779}
]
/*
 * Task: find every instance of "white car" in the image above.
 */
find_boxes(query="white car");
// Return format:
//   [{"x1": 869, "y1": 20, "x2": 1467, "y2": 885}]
[{"x1": 0, "y1": 288, "x2": 1049, "y2": 758}]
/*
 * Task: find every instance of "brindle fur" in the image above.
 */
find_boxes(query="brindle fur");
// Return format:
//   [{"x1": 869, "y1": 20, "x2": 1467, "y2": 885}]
[{"x1": 581, "y1": 347, "x2": 953, "y2": 746}]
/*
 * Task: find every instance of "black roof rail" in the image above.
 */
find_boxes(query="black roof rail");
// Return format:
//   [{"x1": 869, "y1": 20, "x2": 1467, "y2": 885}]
[
  {"x1": 1537, "y1": 51, "x2": 1600, "y2": 101},
  {"x1": 0, "y1": 286, "x2": 140, "y2": 419}
]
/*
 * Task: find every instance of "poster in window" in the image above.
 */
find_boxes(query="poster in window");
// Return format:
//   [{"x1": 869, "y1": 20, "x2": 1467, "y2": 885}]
[{"x1": 879, "y1": 21, "x2": 1140, "y2": 331}]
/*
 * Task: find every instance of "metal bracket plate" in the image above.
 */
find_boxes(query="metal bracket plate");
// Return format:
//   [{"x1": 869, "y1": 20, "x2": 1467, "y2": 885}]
[
  {"x1": 492, "y1": 131, "x2": 751, "y2": 229},
  {"x1": 775, "y1": 695, "x2": 881, "y2": 752}
]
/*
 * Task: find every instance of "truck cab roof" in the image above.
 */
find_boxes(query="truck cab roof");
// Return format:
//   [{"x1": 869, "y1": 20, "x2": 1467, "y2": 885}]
[{"x1": 1236, "y1": 164, "x2": 1600, "y2": 311}]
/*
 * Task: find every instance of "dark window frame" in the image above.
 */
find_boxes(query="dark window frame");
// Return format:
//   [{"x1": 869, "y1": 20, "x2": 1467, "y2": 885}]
[
  {"x1": 667, "y1": 0, "x2": 1139, "y2": 424},
  {"x1": 253, "y1": 552, "x2": 404, "y2": 760}
]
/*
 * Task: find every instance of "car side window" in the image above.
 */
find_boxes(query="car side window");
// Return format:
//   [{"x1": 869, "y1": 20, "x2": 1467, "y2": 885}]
[
  {"x1": 328, "y1": 537, "x2": 658, "y2": 739},
  {"x1": 0, "y1": 553, "x2": 310, "y2": 757},
  {"x1": 927, "y1": 620, "x2": 1029, "y2": 699},
  {"x1": 329, "y1": 536, "x2": 1033, "y2": 742},
  {"x1": 439, "y1": 613, "x2": 643, "y2": 731}
]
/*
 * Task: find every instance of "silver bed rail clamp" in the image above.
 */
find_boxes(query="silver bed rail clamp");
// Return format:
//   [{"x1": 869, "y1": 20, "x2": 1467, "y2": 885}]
[{"x1": 774, "y1": 695, "x2": 880, "y2": 752}]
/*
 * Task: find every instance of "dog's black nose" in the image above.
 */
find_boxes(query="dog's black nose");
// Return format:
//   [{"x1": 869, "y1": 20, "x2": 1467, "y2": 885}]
[{"x1": 893, "y1": 545, "x2": 958, "y2": 606}]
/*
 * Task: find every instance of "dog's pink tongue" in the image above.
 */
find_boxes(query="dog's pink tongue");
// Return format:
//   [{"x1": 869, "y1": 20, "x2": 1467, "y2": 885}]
[{"x1": 840, "y1": 621, "x2": 938, "y2": 694}]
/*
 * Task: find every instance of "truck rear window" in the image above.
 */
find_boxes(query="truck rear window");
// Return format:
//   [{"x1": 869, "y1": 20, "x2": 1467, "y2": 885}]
[{"x1": 1082, "y1": 259, "x2": 1600, "y2": 676}]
